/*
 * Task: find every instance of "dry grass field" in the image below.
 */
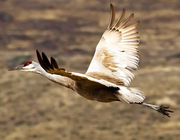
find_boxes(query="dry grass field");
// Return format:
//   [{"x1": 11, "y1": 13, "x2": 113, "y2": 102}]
[{"x1": 0, "y1": 0, "x2": 180, "y2": 139}]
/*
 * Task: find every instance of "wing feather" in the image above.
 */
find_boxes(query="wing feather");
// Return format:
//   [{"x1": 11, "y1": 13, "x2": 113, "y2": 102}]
[
  {"x1": 36, "y1": 50, "x2": 47, "y2": 70},
  {"x1": 50, "y1": 57, "x2": 59, "y2": 69},
  {"x1": 42, "y1": 52, "x2": 53, "y2": 70},
  {"x1": 108, "y1": 3, "x2": 116, "y2": 29},
  {"x1": 113, "y1": 8, "x2": 126, "y2": 28},
  {"x1": 86, "y1": 4, "x2": 140, "y2": 86}
]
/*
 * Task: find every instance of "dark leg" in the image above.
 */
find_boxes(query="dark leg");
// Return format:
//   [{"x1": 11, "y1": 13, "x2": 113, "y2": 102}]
[{"x1": 141, "y1": 102, "x2": 173, "y2": 117}]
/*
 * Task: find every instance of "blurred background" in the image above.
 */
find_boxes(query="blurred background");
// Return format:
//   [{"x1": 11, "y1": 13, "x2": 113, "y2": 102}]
[{"x1": 0, "y1": 0, "x2": 180, "y2": 139}]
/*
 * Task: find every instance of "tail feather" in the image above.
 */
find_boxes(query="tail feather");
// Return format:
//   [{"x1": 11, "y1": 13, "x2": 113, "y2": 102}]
[
  {"x1": 117, "y1": 86, "x2": 145, "y2": 104},
  {"x1": 142, "y1": 102, "x2": 173, "y2": 117}
]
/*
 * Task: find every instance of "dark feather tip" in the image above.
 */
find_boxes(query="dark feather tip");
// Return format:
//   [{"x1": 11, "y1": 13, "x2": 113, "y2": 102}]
[
  {"x1": 51, "y1": 57, "x2": 59, "y2": 69},
  {"x1": 42, "y1": 52, "x2": 53, "y2": 69}
]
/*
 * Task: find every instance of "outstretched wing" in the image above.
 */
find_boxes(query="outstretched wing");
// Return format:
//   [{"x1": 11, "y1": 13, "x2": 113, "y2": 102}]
[
  {"x1": 86, "y1": 3, "x2": 140, "y2": 86},
  {"x1": 36, "y1": 50, "x2": 119, "y2": 91}
]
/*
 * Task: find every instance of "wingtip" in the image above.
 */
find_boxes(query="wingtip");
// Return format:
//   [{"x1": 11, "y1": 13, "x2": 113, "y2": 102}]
[
  {"x1": 36, "y1": 49, "x2": 48, "y2": 70},
  {"x1": 41, "y1": 52, "x2": 49, "y2": 60},
  {"x1": 41, "y1": 52, "x2": 46, "y2": 59},
  {"x1": 50, "y1": 56, "x2": 59, "y2": 69},
  {"x1": 36, "y1": 49, "x2": 41, "y2": 61},
  {"x1": 41, "y1": 51, "x2": 45, "y2": 56},
  {"x1": 110, "y1": 0, "x2": 113, "y2": 6},
  {"x1": 36, "y1": 49, "x2": 42, "y2": 59},
  {"x1": 110, "y1": 2, "x2": 114, "y2": 11},
  {"x1": 108, "y1": 1, "x2": 116, "y2": 29},
  {"x1": 137, "y1": 20, "x2": 140, "y2": 26},
  {"x1": 36, "y1": 49, "x2": 40, "y2": 55},
  {"x1": 131, "y1": 13, "x2": 135, "y2": 18}
]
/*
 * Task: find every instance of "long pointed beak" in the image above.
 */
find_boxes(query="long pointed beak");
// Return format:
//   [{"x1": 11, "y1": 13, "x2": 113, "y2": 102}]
[{"x1": 8, "y1": 65, "x2": 24, "y2": 71}]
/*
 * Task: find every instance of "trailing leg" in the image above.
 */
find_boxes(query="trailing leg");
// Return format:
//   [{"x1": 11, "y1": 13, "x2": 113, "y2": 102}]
[{"x1": 141, "y1": 102, "x2": 173, "y2": 117}]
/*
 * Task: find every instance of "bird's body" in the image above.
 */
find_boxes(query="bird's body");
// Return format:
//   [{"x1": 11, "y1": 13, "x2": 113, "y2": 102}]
[
  {"x1": 12, "y1": 3, "x2": 173, "y2": 117},
  {"x1": 38, "y1": 65, "x2": 119, "y2": 102}
]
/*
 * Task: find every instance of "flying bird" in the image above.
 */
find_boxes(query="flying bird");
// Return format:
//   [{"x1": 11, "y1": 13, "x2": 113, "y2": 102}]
[{"x1": 11, "y1": 3, "x2": 173, "y2": 117}]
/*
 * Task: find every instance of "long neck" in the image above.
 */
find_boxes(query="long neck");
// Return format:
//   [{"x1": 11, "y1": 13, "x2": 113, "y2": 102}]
[{"x1": 38, "y1": 68, "x2": 75, "y2": 90}]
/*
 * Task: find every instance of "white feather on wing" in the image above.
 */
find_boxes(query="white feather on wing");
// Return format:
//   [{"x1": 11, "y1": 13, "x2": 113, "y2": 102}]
[{"x1": 86, "y1": 4, "x2": 140, "y2": 86}]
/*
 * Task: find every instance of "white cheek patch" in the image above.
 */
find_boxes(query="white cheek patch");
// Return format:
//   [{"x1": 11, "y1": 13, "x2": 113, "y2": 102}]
[
  {"x1": 22, "y1": 64, "x2": 35, "y2": 71},
  {"x1": 25, "y1": 64, "x2": 33, "y2": 68}
]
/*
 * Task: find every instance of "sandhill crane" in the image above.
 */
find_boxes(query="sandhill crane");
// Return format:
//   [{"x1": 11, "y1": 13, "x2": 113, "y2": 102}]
[{"x1": 11, "y1": 3, "x2": 173, "y2": 117}]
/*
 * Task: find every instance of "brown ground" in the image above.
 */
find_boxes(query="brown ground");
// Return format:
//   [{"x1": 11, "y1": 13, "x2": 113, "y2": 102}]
[{"x1": 0, "y1": 0, "x2": 180, "y2": 140}]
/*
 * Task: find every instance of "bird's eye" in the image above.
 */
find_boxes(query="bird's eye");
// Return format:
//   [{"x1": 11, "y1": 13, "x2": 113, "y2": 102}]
[{"x1": 24, "y1": 61, "x2": 32, "y2": 66}]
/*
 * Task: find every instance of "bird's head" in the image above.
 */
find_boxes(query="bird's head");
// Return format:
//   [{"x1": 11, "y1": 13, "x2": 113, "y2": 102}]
[{"x1": 10, "y1": 61, "x2": 43, "y2": 74}]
